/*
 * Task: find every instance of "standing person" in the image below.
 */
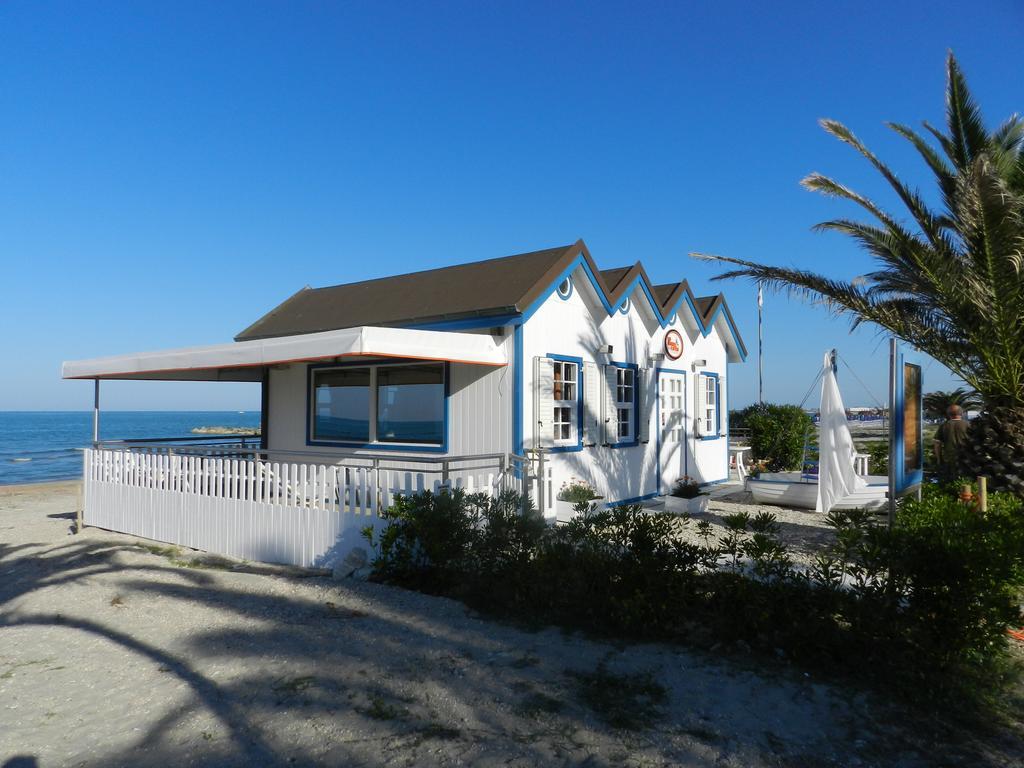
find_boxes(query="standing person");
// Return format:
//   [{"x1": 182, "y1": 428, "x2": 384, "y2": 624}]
[{"x1": 933, "y1": 404, "x2": 969, "y2": 482}]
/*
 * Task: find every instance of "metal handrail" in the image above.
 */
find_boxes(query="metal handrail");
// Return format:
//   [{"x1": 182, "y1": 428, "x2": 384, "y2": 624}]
[
  {"x1": 94, "y1": 440, "x2": 511, "y2": 479},
  {"x1": 101, "y1": 434, "x2": 260, "y2": 445}
]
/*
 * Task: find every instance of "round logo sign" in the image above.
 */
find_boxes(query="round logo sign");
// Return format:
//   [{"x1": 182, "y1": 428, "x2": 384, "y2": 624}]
[{"x1": 664, "y1": 329, "x2": 684, "y2": 360}]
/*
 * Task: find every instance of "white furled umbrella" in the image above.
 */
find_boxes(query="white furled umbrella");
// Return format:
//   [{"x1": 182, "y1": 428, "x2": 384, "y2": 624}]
[{"x1": 816, "y1": 351, "x2": 866, "y2": 514}]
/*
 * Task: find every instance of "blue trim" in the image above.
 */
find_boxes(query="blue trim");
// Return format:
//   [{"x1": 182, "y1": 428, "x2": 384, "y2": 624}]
[
  {"x1": 607, "y1": 361, "x2": 639, "y2": 448},
  {"x1": 402, "y1": 313, "x2": 521, "y2": 331},
  {"x1": 725, "y1": 367, "x2": 730, "y2": 468},
  {"x1": 306, "y1": 359, "x2": 449, "y2": 453},
  {"x1": 699, "y1": 477, "x2": 729, "y2": 486},
  {"x1": 605, "y1": 491, "x2": 659, "y2": 507},
  {"x1": 618, "y1": 297, "x2": 630, "y2": 314},
  {"x1": 556, "y1": 276, "x2": 573, "y2": 301},
  {"x1": 655, "y1": 367, "x2": 687, "y2": 492},
  {"x1": 520, "y1": 254, "x2": 614, "y2": 322},
  {"x1": 516, "y1": 251, "x2": 747, "y2": 361},
  {"x1": 546, "y1": 353, "x2": 584, "y2": 453},
  {"x1": 697, "y1": 372, "x2": 722, "y2": 441},
  {"x1": 513, "y1": 323, "x2": 524, "y2": 457}
]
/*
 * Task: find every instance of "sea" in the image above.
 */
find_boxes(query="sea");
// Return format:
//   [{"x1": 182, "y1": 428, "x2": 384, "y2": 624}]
[{"x1": 0, "y1": 411, "x2": 261, "y2": 486}]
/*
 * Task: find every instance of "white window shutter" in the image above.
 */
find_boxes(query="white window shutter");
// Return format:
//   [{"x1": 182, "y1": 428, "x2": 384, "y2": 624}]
[
  {"x1": 695, "y1": 375, "x2": 707, "y2": 437},
  {"x1": 603, "y1": 364, "x2": 618, "y2": 444},
  {"x1": 637, "y1": 368, "x2": 650, "y2": 443},
  {"x1": 583, "y1": 361, "x2": 601, "y2": 446},
  {"x1": 533, "y1": 356, "x2": 555, "y2": 448}
]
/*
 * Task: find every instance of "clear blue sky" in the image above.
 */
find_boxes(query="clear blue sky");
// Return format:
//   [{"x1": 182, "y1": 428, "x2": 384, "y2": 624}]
[{"x1": 1, "y1": 1, "x2": 1019, "y2": 412}]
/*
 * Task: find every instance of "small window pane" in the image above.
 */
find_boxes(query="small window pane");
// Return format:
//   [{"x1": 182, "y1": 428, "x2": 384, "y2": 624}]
[
  {"x1": 554, "y1": 361, "x2": 577, "y2": 403},
  {"x1": 314, "y1": 368, "x2": 370, "y2": 441},
  {"x1": 615, "y1": 368, "x2": 634, "y2": 405},
  {"x1": 553, "y1": 405, "x2": 573, "y2": 442},
  {"x1": 377, "y1": 364, "x2": 444, "y2": 444},
  {"x1": 617, "y1": 408, "x2": 631, "y2": 438}
]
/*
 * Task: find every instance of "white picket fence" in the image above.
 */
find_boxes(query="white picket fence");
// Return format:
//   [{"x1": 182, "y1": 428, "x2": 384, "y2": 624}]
[{"x1": 82, "y1": 447, "x2": 521, "y2": 568}]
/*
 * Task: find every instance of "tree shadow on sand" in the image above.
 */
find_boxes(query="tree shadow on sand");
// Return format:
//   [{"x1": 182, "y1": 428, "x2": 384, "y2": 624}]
[{"x1": 0, "y1": 504, "x2": 744, "y2": 768}]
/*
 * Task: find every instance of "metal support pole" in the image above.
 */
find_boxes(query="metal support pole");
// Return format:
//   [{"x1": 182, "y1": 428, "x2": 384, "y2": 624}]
[
  {"x1": 92, "y1": 379, "x2": 100, "y2": 446},
  {"x1": 757, "y1": 284, "x2": 764, "y2": 404},
  {"x1": 887, "y1": 338, "x2": 897, "y2": 528},
  {"x1": 536, "y1": 449, "x2": 546, "y2": 516}
]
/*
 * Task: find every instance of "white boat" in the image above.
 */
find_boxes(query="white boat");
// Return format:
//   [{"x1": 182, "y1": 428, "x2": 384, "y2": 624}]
[
  {"x1": 746, "y1": 350, "x2": 889, "y2": 513},
  {"x1": 747, "y1": 472, "x2": 888, "y2": 511}
]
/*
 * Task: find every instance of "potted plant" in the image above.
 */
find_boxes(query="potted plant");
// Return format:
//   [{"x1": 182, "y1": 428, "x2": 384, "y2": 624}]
[
  {"x1": 664, "y1": 476, "x2": 709, "y2": 514},
  {"x1": 555, "y1": 478, "x2": 601, "y2": 522},
  {"x1": 744, "y1": 459, "x2": 768, "y2": 490}
]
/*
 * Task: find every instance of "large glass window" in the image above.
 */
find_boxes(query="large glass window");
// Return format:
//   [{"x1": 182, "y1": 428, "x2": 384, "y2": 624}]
[
  {"x1": 376, "y1": 364, "x2": 445, "y2": 444},
  {"x1": 311, "y1": 363, "x2": 445, "y2": 446},
  {"x1": 313, "y1": 368, "x2": 371, "y2": 442}
]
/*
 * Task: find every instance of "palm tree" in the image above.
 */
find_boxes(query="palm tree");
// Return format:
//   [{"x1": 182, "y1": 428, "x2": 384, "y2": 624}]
[
  {"x1": 923, "y1": 388, "x2": 983, "y2": 420},
  {"x1": 694, "y1": 53, "x2": 1024, "y2": 492}
]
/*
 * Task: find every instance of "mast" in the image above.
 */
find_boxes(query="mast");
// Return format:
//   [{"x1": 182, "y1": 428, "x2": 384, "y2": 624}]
[{"x1": 757, "y1": 283, "x2": 764, "y2": 404}]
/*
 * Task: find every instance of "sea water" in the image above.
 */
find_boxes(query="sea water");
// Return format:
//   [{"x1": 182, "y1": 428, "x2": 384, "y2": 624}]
[{"x1": 0, "y1": 411, "x2": 261, "y2": 485}]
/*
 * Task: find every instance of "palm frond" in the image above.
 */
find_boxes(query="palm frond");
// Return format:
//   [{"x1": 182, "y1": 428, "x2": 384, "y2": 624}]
[
  {"x1": 817, "y1": 119, "x2": 950, "y2": 252},
  {"x1": 945, "y1": 51, "x2": 990, "y2": 170},
  {"x1": 693, "y1": 53, "x2": 1024, "y2": 406}
]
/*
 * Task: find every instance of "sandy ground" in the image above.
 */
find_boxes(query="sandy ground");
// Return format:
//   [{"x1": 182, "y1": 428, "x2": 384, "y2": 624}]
[{"x1": 1, "y1": 482, "x2": 1022, "y2": 768}]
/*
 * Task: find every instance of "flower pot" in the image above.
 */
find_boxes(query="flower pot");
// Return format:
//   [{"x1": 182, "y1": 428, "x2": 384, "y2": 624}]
[
  {"x1": 554, "y1": 497, "x2": 600, "y2": 523},
  {"x1": 689, "y1": 494, "x2": 710, "y2": 514},
  {"x1": 664, "y1": 495, "x2": 709, "y2": 515},
  {"x1": 663, "y1": 495, "x2": 688, "y2": 514}
]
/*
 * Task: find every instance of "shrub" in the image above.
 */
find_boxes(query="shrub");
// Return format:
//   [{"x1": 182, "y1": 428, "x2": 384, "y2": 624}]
[
  {"x1": 860, "y1": 440, "x2": 889, "y2": 475},
  {"x1": 887, "y1": 489, "x2": 1024, "y2": 684},
  {"x1": 366, "y1": 484, "x2": 1024, "y2": 709},
  {"x1": 362, "y1": 488, "x2": 480, "y2": 593},
  {"x1": 669, "y1": 476, "x2": 705, "y2": 499},
  {"x1": 736, "y1": 403, "x2": 813, "y2": 472},
  {"x1": 363, "y1": 488, "x2": 546, "y2": 595},
  {"x1": 557, "y1": 478, "x2": 600, "y2": 503}
]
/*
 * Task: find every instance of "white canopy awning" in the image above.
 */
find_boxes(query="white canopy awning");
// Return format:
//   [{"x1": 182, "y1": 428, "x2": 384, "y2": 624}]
[{"x1": 62, "y1": 326, "x2": 507, "y2": 381}]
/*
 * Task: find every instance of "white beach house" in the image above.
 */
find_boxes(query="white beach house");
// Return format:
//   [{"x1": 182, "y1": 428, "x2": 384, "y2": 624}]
[{"x1": 63, "y1": 240, "x2": 746, "y2": 567}]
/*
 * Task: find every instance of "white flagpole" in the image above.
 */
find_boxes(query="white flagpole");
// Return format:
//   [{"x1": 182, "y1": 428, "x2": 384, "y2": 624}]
[{"x1": 757, "y1": 284, "x2": 764, "y2": 404}]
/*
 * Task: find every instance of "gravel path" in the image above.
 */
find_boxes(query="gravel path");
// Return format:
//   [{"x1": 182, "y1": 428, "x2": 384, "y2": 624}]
[
  {"x1": 649, "y1": 486, "x2": 843, "y2": 568},
  {"x1": 1, "y1": 482, "x2": 1021, "y2": 767}
]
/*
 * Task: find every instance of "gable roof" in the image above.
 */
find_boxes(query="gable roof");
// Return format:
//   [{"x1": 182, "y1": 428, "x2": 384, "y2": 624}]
[
  {"x1": 236, "y1": 243, "x2": 577, "y2": 341},
  {"x1": 235, "y1": 239, "x2": 747, "y2": 361}
]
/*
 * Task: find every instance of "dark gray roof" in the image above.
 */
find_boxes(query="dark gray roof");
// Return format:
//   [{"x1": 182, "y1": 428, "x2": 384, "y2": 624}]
[
  {"x1": 693, "y1": 296, "x2": 716, "y2": 318},
  {"x1": 235, "y1": 239, "x2": 747, "y2": 360},
  {"x1": 236, "y1": 243, "x2": 578, "y2": 341}
]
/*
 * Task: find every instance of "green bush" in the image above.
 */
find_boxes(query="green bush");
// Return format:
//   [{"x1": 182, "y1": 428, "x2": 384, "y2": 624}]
[
  {"x1": 736, "y1": 403, "x2": 813, "y2": 472},
  {"x1": 363, "y1": 487, "x2": 546, "y2": 594},
  {"x1": 366, "y1": 484, "x2": 1024, "y2": 709},
  {"x1": 860, "y1": 440, "x2": 889, "y2": 475}
]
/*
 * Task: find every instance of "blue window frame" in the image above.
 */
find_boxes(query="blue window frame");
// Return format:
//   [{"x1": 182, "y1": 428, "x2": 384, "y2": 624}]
[
  {"x1": 307, "y1": 360, "x2": 449, "y2": 452},
  {"x1": 608, "y1": 361, "x2": 639, "y2": 448},
  {"x1": 547, "y1": 353, "x2": 583, "y2": 453},
  {"x1": 697, "y1": 372, "x2": 721, "y2": 440}
]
